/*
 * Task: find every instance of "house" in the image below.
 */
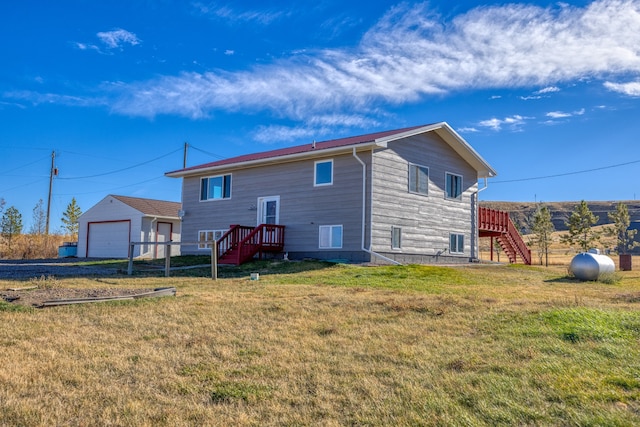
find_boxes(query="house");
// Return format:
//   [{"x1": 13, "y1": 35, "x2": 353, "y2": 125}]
[
  {"x1": 165, "y1": 122, "x2": 497, "y2": 264},
  {"x1": 77, "y1": 195, "x2": 182, "y2": 259}
]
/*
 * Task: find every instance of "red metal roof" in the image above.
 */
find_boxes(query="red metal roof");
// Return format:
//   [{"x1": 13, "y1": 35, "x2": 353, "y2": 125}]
[{"x1": 167, "y1": 124, "x2": 426, "y2": 175}]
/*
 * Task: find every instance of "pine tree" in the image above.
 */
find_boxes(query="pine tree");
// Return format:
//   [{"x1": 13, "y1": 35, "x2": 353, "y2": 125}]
[
  {"x1": 1, "y1": 206, "x2": 23, "y2": 250},
  {"x1": 561, "y1": 200, "x2": 600, "y2": 252},
  {"x1": 531, "y1": 205, "x2": 555, "y2": 266},
  {"x1": 606, "y1": 202, "x2": 639, "y2": 254},
  {"x1": 61, "y1": 198, "x2": 82, "y2": 240}
]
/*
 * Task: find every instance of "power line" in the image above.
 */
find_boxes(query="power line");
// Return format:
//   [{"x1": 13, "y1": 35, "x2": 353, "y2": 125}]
[
  {"x1": 0, "y1": 178, "x2": 47, "y2": 194},
  {"x1": 0, "y1": 155, "x2": 50, "y2": 176},
  {"x1": 492, "y1": 158, "x2": 640, "y2": 184},
  {"x1": 189, "y1": 144, "x2": 226, "y2": 160},
  {"x1": 57, "y1": 148, "x2": 182, "y2": 180},
  {"x1": 56, "y1": 175, "x2": 168, "y2": 196}
]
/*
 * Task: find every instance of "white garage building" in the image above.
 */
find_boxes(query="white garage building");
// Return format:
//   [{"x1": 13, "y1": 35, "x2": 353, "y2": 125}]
[{"x1": 77, "y1": 195, "x2": 181, "y2": 259}]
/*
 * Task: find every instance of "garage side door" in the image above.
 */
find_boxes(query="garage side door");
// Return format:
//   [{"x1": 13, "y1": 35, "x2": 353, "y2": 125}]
[
  {"x1": 87, "y1": 221, "x2": 130, "y2": 258},
  {"x1": 156, "y1": 222, "x2": 172, "y2": 259}
]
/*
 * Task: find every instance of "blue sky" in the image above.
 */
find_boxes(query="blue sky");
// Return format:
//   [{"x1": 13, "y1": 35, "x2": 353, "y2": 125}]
[{"x1": 2, "y1": 0, "x2": 640, "y2": 232}]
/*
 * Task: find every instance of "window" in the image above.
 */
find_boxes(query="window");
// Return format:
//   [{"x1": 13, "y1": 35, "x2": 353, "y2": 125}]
[
  {"x1": 449, "y1": 233, "x2": 464, "y2": 254},
  {"x1": 445, "y1": 172, "x2": 463, "y2": 200},
  {"x1": 198, "y1": 230, "x2": 226, "y2": 249},
  {"x1": 314, "y1": 160, "x2": 333, "y2": 186},
  {"x1": 319, "y1": 225, "x2": 342, "y2": 249},
  {"x1": 391, "y1": 226, "x2": 402, "y2": 249},
  {"x1": 408, "y1": 163, "x2": 429, "y2": 195},
  {"x1": 200, "y1": 174, "x2": 231, "y2": 201}
]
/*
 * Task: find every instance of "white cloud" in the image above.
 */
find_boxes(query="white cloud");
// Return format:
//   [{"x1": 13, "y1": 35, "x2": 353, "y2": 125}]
[
  {"x1": 546, "y1": 111, "x2": 571, "y2": 119},
  {"x1": 22, "y1": 1, "x2": 640, "y2": 127},
  {"x1": 535, "y1": 86, "x2": 561, "y2": 94},
  {"x1": 253, "y1": 114, "x2": 380, "y2": 143},
  {"x1": 521, "y1": 86, "x2": 562, "y2": 100},
  {"x1": 97, "y1": 29, "x2": 140, "y2": 49},
  {"x1": 546, "y1": 108, "x2": 586, "y2": 119},
  {"x1": 477, "y1": 115, "x2": 528, "y2": 131},
  {"x1": 224, "y1": 50, "x2": 235, "y2": 56},
  {"x1": 252, "y1": 125, "x2": 319, "y2": 144},
  {"x1": 193, "y1": 2, "x2": 286, "y2": 25},
  {"x1": 520, "y1": 95, "x2": 542, "y2": 101},
  {"x1": 457, "y1": 126, "x2": 479, "y2": 133},
  {"x1": 306, "y1": 114, "x2": 380, "y2": 128},
  {"x1": 73, "y1": 42, "x2": 100, "y2": 52},
  {"x1": 5, "y1": 90, "x2": 106, "y2": 108},
  {"x1": 604, "y1": 80, "x2": 640, "y2": 96}
]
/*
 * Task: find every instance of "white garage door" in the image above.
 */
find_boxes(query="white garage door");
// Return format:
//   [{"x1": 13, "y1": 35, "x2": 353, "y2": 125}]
[{"x1": 87, "y1": 221, "x2": 130, "y2": 258}]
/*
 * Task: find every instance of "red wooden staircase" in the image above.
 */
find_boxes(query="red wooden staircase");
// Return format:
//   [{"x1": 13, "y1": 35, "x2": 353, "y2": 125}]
[
  {"x1": 478, "y1": 207, "x2": 531, "y2": 265},
  {"x1": 216, "y1": 224, "x2": 285, "y2": 265}
]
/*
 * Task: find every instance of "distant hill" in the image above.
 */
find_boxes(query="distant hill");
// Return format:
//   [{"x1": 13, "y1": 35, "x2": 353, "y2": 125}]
[{"x1": 479, "y1": 200, "x2": 640, "y2": 233}]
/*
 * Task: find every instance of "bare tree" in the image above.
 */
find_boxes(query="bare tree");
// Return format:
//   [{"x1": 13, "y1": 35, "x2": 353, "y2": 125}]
[{"x1": 30, "y1": 199, "x2": 47, "y2": 235}]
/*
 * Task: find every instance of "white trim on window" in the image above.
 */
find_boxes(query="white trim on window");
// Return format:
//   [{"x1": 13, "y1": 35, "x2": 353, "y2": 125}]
[
  {"x1": 319, "y1": 224, "x2": 343, "y2": 249},
  {"x1": 314, "y1": 159, "x2": 333, "y2": 187},
  {"x1": 408, "y1": 163, "x2": 429, "y2": 195},
  {"x1": 391, "y1": 226, "x2": 402, "y2": 250},
  {"x1": 445, "y1": 172, "x2": 463, "y2": 200},
  {"x1": 449, "y1": 233, "x2": 464, "y2": 254},
  {"x1": 200, "y1": 174, "x2": 232, "y2": 201}
]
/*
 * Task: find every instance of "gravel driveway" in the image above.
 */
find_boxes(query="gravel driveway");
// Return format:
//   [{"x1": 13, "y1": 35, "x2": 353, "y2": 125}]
[{"x1": 0, "y1": 259, "x2": 120, "y2": 279}]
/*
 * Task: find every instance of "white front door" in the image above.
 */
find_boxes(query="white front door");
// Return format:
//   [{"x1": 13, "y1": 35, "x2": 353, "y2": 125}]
[{"x1": 257, "y1": 196, "x2": 280, "y2": 225}]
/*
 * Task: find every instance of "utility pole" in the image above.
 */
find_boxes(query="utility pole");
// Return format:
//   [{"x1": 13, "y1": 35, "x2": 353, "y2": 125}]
[
  {"x1": 45, "y1": 151, "x2": 57, "y2": 235},
  {"x1": 183, "y1": 142, "x2": 188, "y2": 168}
]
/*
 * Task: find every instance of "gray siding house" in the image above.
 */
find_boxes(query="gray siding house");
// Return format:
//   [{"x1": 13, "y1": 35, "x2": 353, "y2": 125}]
[{"x1": 166, "y1": 122, "x2": 497, "y2": 264}]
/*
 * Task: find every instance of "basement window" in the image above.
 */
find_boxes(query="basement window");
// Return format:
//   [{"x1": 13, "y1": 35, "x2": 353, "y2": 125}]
[
  {"x1": 319, "y1": 225, "x2": 342, "y2": 249},
  {"x1": 449, "y1": 233, "x2": 464, "y2": 254},
  {"x1": 198, "y1": 230, "x2": 226, "y2": 249},
  {"x1": 391, "y1": 226, "x2": 402, "y2": 250}
]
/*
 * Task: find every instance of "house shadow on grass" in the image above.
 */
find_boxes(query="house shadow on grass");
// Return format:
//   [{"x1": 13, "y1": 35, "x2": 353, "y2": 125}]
[
  {"x1": 123, "y1": 256, "x2": 339, "y2": 279},
  {"x1": 217, "y1": 259, "x2": 338, "y2": 279}
]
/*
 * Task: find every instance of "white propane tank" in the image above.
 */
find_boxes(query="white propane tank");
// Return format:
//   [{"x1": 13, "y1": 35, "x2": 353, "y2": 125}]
[{"x1": 569, "y1": 249, "x2": 615, "y2": 281}]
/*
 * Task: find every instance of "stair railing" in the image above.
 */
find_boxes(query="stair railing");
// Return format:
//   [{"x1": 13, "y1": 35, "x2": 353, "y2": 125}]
[{"x1": 506, "y1": 220, "x2": 532, "y2": 265}]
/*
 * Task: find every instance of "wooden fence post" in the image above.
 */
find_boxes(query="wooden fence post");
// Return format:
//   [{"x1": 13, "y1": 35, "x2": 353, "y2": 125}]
[
  {"x1": 211, "y1": 242, "x2": 218, "y2": 280},
  {"x1": 128, "y1": 243, "x2": 135, "y2": 275},
  {"x1": 165, "y1": 242, "x2": 171, "y2": 277}
]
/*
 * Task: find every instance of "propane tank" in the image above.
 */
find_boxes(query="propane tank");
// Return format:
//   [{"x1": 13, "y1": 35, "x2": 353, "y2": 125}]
[{"x1": 569, "y1": 250, "x2": 615, "y2": 281}]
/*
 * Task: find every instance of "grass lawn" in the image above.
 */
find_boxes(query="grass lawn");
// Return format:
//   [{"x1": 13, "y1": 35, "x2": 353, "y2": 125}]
[{"x1": 1, "y1": 260, "x2": 640, "y2": 426}]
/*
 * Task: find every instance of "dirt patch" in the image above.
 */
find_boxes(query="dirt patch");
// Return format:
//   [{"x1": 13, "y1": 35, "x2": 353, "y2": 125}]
[
  {"x1": 0, "y1": 259, "x2": 120, "y2": 279},
  {"x1": 1, "y1": 287, "x2": 155, "y2": 308}
]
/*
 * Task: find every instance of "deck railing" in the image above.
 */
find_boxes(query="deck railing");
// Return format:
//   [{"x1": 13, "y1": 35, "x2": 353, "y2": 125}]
[
  {"x1": 479, "y1": 207, "x2": 531, "y2": 265},
  {"x1": 217, "y1": 224, "x2": 285, "y2": 265}
]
